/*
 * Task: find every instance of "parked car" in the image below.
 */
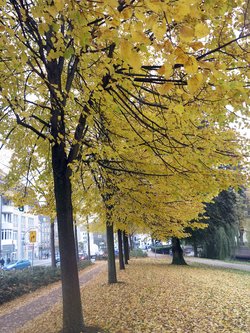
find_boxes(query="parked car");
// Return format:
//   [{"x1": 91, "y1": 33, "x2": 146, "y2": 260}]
[
  {"x1": 3, "y1": 259, "x2": 31, "y2": 271},
  {"x1": 78, "y1": 253, "x2": 88, "y2": 260}
]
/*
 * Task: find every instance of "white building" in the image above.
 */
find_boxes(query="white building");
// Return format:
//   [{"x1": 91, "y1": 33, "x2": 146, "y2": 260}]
[{"x1": 0, "y1": 195, "x2": 53, "y2": 261}]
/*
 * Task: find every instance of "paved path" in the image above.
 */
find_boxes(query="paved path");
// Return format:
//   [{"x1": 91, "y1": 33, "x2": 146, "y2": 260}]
[
  {"x1": 185, "y1": 256, "x2": 250, "y2": 272},
  {"x1": 148, "y1": 251, "x2": 250, "y2": 272},
  {"x1": 0, "y1": 261, "x2": 106, "y2": 333}
]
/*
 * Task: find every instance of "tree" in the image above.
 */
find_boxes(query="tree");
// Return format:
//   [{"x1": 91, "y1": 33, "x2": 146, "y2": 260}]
[
  {"x1": 186, "y1": 190, "x2": 239, "y2": 260},
  {"x1": 172, "y1": 237, "x2": 187, "y2": 265},
  {"x1": 0, "y1": 1, "x2": 249, "y2": 331},
  {"x1": 117, "y1": 229, "x2": 125, "y2": 270}
]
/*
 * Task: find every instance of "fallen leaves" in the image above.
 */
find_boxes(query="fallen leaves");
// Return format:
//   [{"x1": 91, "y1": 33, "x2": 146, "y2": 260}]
[{"x1": 16, "y1": 258, "x2": 250, "y2": 332}]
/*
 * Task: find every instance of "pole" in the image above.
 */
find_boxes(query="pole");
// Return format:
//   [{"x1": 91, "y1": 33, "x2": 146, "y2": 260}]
[
  {"x1": 32, "y1": 243, "x2": 34, "y2": 266},
  {"x1": 0, "y1": 195, "x2": 2, "y2": 258},
  {"x1": 74, "y1": 222, "x2": 79, "y2": 261},
  {"x1": 87, "y1": 216, "x2": 91, "y2": 260}
]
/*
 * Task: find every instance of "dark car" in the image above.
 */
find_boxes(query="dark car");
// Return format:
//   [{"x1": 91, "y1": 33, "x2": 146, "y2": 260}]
[{"x1": 3, "y1": 259, "x2": 31, "y2": 271}]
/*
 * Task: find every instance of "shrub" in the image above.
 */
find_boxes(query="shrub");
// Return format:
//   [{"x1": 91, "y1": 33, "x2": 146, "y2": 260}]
[
  {"x1": 0, "y1": 261, "x2": 91, "y2": 305},
  {"x1": 130, "y1": 249, "x2": 148, "y2": 258}
]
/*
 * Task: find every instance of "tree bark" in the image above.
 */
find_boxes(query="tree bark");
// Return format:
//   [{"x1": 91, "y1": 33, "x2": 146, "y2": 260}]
[
  {"x1": 50, "y1": 220, "x2": 56, "y2": 268},
  {"x1": 106, "y1": 222, "x2": 117, "y2": 283},
  {"x1": 52, "y1": 144, "x2": 84, "y2": 332},
  {"x1": 117, "y1": 229, "x2": 125, "y2": 270},
  {"x1": 129, "y1": 234, "x2": 134, "y2": 250},
  {"x1": 171, "y1": 237, "x2": 187, "y2": 265},
  {"x1": 123, "y1": 231, "x2": 129, "y2": 264},
  {"x1": 193, "y1": 239, "x2": 198, "y2": 257}
]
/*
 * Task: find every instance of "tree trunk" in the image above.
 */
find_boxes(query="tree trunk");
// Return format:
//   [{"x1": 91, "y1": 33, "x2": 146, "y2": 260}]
[
  {"x1": 123, "y1": 231, "x2": 129, "y2": 264},
  {"x1": 50, "y1": 220, "x2": 56, "y2": 268},
  {"x1": 52, "y1": 145, "x2": 84, "y2": 332},
  {"x1": 106, "y1": 222, "x2": 117, "y2": 283},
  {"x1": 117, "y1": 229, "x2": 125, "y2": 270},
  {"x1": 193, "y1": 239, "x2": 198, "y2": 257},
  {"x1": 171, "y1": 237, "x2": 187, "y2": 265},
  {"x1": 129, "y1": 234, "x2": 134, "y2": 250}
]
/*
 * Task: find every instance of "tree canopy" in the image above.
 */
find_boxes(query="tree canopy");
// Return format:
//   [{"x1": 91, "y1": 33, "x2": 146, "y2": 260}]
[{"x1": 0, "y1": 0, "x2": 249, "y2": 331}]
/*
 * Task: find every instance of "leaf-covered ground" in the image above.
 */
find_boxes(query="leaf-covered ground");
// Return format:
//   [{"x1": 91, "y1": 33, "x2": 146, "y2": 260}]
[{"x1": 17, "y1": 258, "x2": 250, "y2": 333}]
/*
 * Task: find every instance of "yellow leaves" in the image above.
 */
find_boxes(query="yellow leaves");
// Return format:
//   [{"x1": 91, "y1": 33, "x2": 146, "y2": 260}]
[
  {"x1": 190, "y1": 41, "x2": 204, "y2": 51},
  {"x1": 119, "y1": 39, "x2": 142, "y2": 71},
  {"x1": 157, "y1": 83, "x2": 174, "y2": 94},
  {"x1": 131, "y1": 29, "x2": 149, "y2": 45},
  {"x1": 120, "y1": 7, "x2": 133, "y2": 20},
  {"x1": 38, "y1": 22, "x2": 49, "y2": 35},
  {"x1": 195, "y1": 23, "x2": 210, "y2": 38},
  {"x1": 100, "y1": 28, "x2": 117, "y2": 42},
  {"x1": 151, "y1": 22, "x2": 166, "y2": 40},
  {"x1": 47, "y1": 49, "x2": 62, "y2": 61},
  {"x1": 173, "y1": 104, "x2": 185, "y2": 115},
  {"x1": 179, "y1": 25, "x2": 194, "y2": 42},
  {"x1": 18, "y1": 259, "x2": 250, "y2": 333},
  {"x1": 146, "y1": 1, "x2": 165, "y2": 13},
  {"x1": 158, "y1": 64, "x2": 172, "y2": 79},
  {"x1": 172, "y1": 1, "x2": 191, "y2": 21},
  {"x1": 188, "y1": 72, "x2": 203, "y2": 93},
  {"x1": 54, "y1": 0, "x2": 65, "y2": 12},
  {"x1": 185, "y1": 56, "x2": 198, "y2": 74},
  {"x1": 174, "y1": 47, "x2": 189, "y2": 64}
]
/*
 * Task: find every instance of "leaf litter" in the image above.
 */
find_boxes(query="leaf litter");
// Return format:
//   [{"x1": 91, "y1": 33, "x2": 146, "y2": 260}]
[{"x1": 15, "y1": 257, "x2": 250, "y2": 333}]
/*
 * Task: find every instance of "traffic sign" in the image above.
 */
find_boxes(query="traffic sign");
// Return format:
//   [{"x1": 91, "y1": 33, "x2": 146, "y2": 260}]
[{"x1": 29, "y1": 231, "x2": 36, "y2": 243}]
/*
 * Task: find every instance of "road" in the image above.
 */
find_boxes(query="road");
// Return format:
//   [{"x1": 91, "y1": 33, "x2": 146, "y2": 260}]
[
  {"x1": 32, "y1": 254, "x2": 250, "y2": 272},
  {"x1": 32, "y1": 258, "x2": 51, "y2": 267}
]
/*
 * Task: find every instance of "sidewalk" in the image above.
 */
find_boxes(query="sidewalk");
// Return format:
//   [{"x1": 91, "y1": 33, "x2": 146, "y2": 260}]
[
  {"x1": 148, "y1": 250, "x2": 250, "y2": 272},
  {"x1": 0, "y1": 261, "x2": 106, "y2": 333}
]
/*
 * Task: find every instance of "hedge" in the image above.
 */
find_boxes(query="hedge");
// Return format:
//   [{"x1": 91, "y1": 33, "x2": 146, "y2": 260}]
[{"x1": 0, "y1": 260, "x2": 91, "y2": 305}]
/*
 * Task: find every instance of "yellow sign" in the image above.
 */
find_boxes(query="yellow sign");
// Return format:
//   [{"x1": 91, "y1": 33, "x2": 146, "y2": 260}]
[{"x1": 29, "y1": 231, "x2": 36, "y2": 243}]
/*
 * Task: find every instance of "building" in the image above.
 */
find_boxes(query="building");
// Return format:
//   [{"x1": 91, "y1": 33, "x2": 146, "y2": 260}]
[
  {"x1": 0, "y1": 194, "x2": 57, "y2": 261},
  {"x1": 0, "y1": 193, "x2": 106, "y2": 262}
]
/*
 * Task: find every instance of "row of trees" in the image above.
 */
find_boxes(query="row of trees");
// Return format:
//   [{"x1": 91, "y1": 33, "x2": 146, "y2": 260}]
[{"x1": 0, "y1": 1, "x2": 249, "y2": 332}]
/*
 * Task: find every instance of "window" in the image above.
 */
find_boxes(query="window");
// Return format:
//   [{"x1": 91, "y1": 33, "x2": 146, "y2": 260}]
[
  {"x1": 13, "y1": 214, "x2": 18, "y2": 227},
  {"x1": 21, "y1": 216, "x2": 26, "y2": 230},
  {"x1": 1, "y1": 229, "x2": 12, "y2": 240},
  {"x1": 2, "y1": 213, "x2": 12, "y2": 223},
  {"x1": 2, "y1": 197, "x2": 12, "y2": 206},
  {"x1": 13, "y1": 230, "x2": 18, "y2": 240},
  {"x1": 28, "y1": 217, "x2": 34, "y2": 228}
]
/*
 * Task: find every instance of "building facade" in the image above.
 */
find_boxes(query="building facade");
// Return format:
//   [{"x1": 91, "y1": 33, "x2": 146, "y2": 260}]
[{"x1": 0, "y1": 195, "x2": 56, "y2": 261}]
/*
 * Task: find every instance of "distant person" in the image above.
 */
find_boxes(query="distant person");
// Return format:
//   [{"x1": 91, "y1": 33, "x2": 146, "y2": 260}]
[
  {"x1": 0, "y1": 258, "x2": 5, "y2": 267},
  {"x1": 7, "y1": 258, "x2": 10, "y2": 264}
]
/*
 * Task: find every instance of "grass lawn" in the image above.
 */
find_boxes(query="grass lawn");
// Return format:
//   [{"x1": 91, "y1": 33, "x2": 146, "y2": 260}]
[{"x1": 18, "y1": 257, "x2": 250, "y2": 333}]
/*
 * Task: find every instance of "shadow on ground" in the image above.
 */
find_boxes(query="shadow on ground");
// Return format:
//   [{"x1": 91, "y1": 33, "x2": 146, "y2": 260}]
[{"x1": 84, "y1": 326, "x2": 106, "y2": 333}]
